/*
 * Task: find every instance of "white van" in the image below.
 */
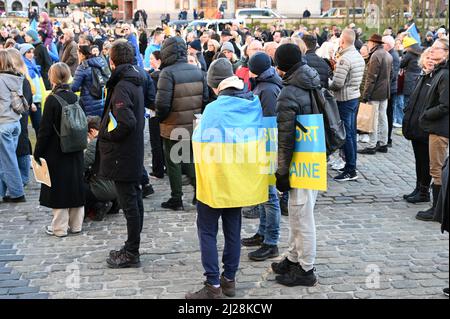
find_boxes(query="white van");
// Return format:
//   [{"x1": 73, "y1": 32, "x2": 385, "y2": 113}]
[
  {"x1": 321, "y1": 7, "x2": 365, "y2": 18},
  {"x1": 235, "y1": 8, "x2": 286, "y2": 19},
  {"x1": 188, "y1": 19, "x2": 245, "y2": 34}
]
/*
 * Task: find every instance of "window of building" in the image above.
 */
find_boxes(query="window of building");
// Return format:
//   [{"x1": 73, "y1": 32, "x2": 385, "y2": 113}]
[
  {"x1": 271, "y1": 0, "x2": 277, "y2": 9},
  {"x1": 236, "y1": 0, "x2": 256, "y2": 9}
]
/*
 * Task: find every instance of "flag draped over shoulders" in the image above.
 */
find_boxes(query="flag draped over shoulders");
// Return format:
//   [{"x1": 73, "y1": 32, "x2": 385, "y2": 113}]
[{"x1": 192, "y1": 95, "x2": 268, "y2": 209}]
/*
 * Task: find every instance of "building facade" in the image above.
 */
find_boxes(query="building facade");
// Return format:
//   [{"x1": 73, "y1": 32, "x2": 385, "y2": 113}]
[{"x1": 136, "y1": 0, "x2": 322, "y2": 19}]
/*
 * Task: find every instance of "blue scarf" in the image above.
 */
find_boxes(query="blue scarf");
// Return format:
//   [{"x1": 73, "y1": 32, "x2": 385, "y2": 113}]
[{"x1": 23, "y1": 57, "x2": 41, "y2": 79}]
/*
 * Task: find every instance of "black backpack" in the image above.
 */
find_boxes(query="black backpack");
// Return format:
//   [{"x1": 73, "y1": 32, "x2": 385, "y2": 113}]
[
  {"x1": 83, "y1": 61, "x2": 108, "y2": 100},
  {"x1": 52, "y1": 94, "x2": 88, "y2": 153},
  {"x1": 309, "y1": 88, "x2": 346, "y2": 156}
]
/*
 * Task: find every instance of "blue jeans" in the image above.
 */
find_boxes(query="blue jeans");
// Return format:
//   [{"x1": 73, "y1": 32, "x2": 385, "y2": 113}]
[
  {"x1": 17, "y1": 155, "x2": 30, "y2": 186},
  {"x1": 337, "y1": 98, "x2": 359, "y2": 173},
  {"x1": 394, "y1": 95, "x2": 409, "y2": 124},
  {"x1": 29, "y1": 103, "x2": 41, "y2": 136},
  {"x1": 394, "y1": 95, "x2": 405, "y2": 124},
  {"x1": 197, "y1": 201, "x2": 242, "y2": 286},
  {"x1": 281, "y1": 191, "x2": 289, "y2": 205},
  {"x1": 0, "y1": 121, "x2": 24, "y2": 198},
  {"x1": 257, "y1": 186, "x2": 281, "y2": 246}
]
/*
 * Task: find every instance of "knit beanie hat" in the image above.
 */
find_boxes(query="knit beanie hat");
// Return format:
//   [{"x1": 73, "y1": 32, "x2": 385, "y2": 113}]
[
  {"x1": 274, "y1": 43, "x2": 303, "y2": 72},
  {"x1": 249, "y1": 52, "x2": 272, "y2": 76},
  {"x1": 207, "y1": 58, "x2": 235, "y2": 89},
  {"x1": 189, "y1": 39, "x2": 202, "y2": 52},
  {"x1": 26, "y1": 29, "x2": 40, "y2": 44},
  {"x1": 19, "y1": 43, "x2": 34, "y2": 56},
  {"x1": 220, "y1": 41, "x2": 235, "y2": 53}
]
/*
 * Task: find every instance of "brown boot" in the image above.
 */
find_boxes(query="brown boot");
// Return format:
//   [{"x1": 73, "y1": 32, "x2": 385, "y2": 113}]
[
  {"x1": 185, "y1": 282, "x2": 223, "y2": 299},
  {"x1": 220, "y1": 275, "x2": 236, "y2": 297}
]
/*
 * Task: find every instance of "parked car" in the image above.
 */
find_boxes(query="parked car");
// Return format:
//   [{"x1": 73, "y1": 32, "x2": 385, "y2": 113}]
[
  {"x1": 168, "y1": 20, "x2": 192, "y2": 30},
  {"x1": 7, "y1": 11, "x2": 28, "y2": 18},
  {"x1": 235, "y1": 8, "x2": 286, "y2": 19},
  {"x1": 321, "y1": 7, "x2": 365, "y2": 18},
  {"x1": 187, "y1": 19, "x2": 245, "y2": 34}
]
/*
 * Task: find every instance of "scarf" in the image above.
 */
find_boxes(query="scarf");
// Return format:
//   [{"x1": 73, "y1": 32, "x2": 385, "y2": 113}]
[{"x1": 24, "y1": 57, "x2": 41, "y2": 79}]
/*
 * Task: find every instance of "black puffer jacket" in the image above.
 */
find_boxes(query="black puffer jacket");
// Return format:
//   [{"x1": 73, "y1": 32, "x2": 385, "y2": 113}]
[
  {"x1": 276, "y1": 62, "x2": 321, "y2": 179},
  {"x1": 156, "y1": 36, "x2": 208, "y2": 140},
  {"x1": 305, "y1": 49, "x2": 332, "y2": 89},
  {"x1": 402, "y1": 71, "x2": 433, "y2": 142},
  {"x1": 251, "y1": 67, "x2": 283, "y2": 116},
  {"x1": 419, "y1": 60, "x2": 449, "y2": 138},
  {"x1": 400, "y1": 44, "x2": 422, "y2": 97},
  {"x1": 97, "y1": 64, "x2": 145, "y2": 182}
]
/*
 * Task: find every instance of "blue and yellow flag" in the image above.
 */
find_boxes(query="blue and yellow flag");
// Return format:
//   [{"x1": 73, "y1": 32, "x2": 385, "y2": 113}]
[
  {"x1": 192, "y1": 95, "x2": 269, "y2": 209},
  {"x1": 264, "y1": 114, "x2": 327, "y2": 191},
  {"x1": 290, "y1": 114, "x2": 327, "y2": 191},
  {"x1": 108, "y1": 112, "x2": 117, "y2": 132}
]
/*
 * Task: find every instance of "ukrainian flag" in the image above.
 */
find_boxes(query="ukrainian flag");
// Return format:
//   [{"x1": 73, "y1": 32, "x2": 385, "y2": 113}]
[{"x1": 192, "y1": 95, "x2": 269, "y2": 209}]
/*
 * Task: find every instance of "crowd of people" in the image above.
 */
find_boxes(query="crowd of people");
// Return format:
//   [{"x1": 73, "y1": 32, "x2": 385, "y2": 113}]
[{"x1": 0, "y1": 9, "x2": 448, "y2": 299}]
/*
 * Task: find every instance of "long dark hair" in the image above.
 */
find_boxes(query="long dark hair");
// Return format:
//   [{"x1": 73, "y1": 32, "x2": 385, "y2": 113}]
[{"x1": 78, "y1": 45, "x2": 92, "y2": 60}]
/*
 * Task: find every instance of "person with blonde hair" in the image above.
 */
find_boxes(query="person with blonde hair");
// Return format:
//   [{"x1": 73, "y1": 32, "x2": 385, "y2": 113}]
[
  {"x1": 34, "y1": 62, "x2": 85, "y2": 237},
  {"x1": 6, "y1": 48, "x2": 33, "y2": 188},
  {"x1": 0, "y1": 49, "x2": 26, "y2": 203},
  {"x1": 204, "y1": 39, "x2": 220, "y2": 69}
]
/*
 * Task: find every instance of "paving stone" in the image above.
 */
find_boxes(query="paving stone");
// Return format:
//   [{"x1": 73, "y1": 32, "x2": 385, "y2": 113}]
[{"x1": 0, "y1": 128, "x2": 447, "y2": 299}]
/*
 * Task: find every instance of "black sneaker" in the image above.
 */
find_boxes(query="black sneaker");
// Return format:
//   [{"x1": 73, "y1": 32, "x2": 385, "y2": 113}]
[
  {"x1": 334, "y1": 171, "x2": 358, "y2": 182},
  {"x1": 444, "y1": 288, "x2": 449, "y2": 297},
  {"x1": 377, "y1": 145, "x2": 388, "y2": 153},
  {"x1": 2, "y1": 195, "x2": 26, "y2": 203},
  {"x1": 416, "y1": 207, "x2": 435, "y2": 221},
  {"x1": 358, "y1": 147, "x2": 377, "y2": 155},
  {"x1": 242, "y1": 206, "x2": 259, "y2": 219},
  {"x1": 106, "y1": 249, "x2": 141, "y2": 268},
  {"x1": 149, "y1": 172, "x2": 164, "y2": 179},
  {"x1": 248, "y1": 244, "x2": 279, "y2": 261},
  {"x1": 241, "y1": 233, "x2": 264, "y2": 247},
  {"x1": 142, "y1": 184, "x2": 155, "y2": 198},
  {"x1": 271, "y1": 257, "x2": 299, "y2": 275},
  {"x1": 280, "y1": 200, "x2": 289, "y2": 216},
  {"x1": 161, "y1": 198, "x2": 184, "y2": 211},
  {"x1": 275, "y1": 264, "x2": 318, "y2": 287}
]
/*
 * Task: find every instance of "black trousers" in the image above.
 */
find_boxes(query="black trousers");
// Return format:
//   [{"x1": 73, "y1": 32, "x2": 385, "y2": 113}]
[
  {"x1": 412, "y1": 140, "x2": 432, "y2": 187},
  {"x1": 387, "y1": 94, "x2": 395, "y2": 145},
  {"x1": 115, "y1": 181, "x2": 144, "y2": 255},
  {"x1": 149, "y1": 117, "x2": 165, "y2": 177}
]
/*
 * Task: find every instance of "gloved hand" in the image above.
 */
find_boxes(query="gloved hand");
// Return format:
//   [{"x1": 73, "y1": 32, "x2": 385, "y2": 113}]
[{"x1": 275, "y1": 172, "x2": 291, "y2": 193}]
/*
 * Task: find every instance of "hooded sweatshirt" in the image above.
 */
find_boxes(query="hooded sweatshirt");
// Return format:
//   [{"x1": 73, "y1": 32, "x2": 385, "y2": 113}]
[{"x1": 0, "y1": 72, "x2": 24, "y2": 124}]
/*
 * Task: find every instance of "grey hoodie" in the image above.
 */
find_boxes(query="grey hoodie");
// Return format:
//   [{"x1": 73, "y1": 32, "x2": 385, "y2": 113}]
[{"x1": 0, "y1": 73, "x2": 23, "y2": 124}]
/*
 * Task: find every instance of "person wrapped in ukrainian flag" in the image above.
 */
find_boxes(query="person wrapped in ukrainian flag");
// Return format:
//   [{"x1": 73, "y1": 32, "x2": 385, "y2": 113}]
[{"x1": 186, "y1": 58, "x2": 268, "y2": 299}]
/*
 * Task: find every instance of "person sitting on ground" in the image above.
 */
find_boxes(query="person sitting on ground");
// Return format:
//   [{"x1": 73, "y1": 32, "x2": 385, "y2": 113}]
[{"x1": 84, "y1": 116, "x2": 119, "y2": 221}]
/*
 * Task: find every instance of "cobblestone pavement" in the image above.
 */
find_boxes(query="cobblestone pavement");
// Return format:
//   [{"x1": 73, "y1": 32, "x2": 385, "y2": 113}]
[{"x1": 0, "y1": 128, "x2": 448, "y2": 299}]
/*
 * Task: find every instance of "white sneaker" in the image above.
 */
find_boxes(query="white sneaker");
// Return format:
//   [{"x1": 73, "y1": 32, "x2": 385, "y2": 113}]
[
  {"x1": 393, "y1": 123, "x2": 402, "y2": 128},
  {"x1": 359, "y1": 134, "x2": 370, "y2": 143},
  {"x1": 331, "y1": 158, "x2": 346, "y2": 171}
]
